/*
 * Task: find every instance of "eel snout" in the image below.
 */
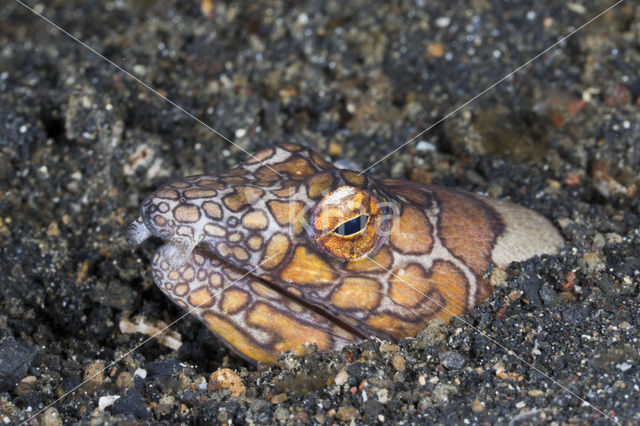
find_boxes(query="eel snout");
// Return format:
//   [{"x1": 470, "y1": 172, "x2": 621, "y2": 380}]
[
  {"x1": 126, "y1": 213, "x2": 202, "y2": 271},
  {"x1": 126, "y1": 215, "x2": 152, "y2": 246}
]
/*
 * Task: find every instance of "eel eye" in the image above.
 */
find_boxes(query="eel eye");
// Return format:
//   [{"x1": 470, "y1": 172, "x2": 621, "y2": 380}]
[
  {"x1": 333, "y1": 214, "x2": 369, "y2": 236},
  {"x1": 312, "y1": 186, "x2": 388, "y2": 261}
]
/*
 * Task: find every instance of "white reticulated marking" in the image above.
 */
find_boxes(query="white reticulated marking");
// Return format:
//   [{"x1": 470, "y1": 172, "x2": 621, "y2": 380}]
[{"x1": 321, "y1": 186, "x2": 358, "y2": 206}]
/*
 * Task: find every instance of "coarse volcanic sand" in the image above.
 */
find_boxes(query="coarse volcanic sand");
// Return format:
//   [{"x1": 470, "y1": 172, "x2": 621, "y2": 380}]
[{"x1": 1, "y1": 0, "x2": 638, "y2": 424}]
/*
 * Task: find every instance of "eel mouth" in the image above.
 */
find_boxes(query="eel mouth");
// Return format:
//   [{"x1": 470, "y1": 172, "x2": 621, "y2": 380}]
[
  {"x1": 203, "y1": 247, "x2": 370, "y2": 343},
  {"x1": 126, "y1": 216, "x2": 368, "y2": 344}
]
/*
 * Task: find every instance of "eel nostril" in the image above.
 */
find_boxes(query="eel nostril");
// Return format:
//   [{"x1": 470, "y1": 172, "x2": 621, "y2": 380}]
[
  {"x1": 126, "y1": 216, "x2": 152, "y2": 246},
  {"x1": 161, "y1": 236, "x2": 198, "y2": 270}
]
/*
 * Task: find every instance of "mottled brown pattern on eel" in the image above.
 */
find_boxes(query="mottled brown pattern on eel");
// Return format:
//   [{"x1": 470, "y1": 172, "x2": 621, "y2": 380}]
[{"x1": 128, "y1": 143, "x2": 564, "y2": 364}]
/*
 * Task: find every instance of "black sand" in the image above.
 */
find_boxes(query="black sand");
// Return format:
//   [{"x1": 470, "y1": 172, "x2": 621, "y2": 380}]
[{"x1": 1, "y1": 0, "x2": 638, "y2": 424}]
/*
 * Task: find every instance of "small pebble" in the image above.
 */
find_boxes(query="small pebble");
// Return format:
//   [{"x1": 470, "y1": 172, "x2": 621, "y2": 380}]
[
  {"x1": 293, "y1": 410, "x2": 309, "y2": 423},
  {"x1": 592, "y1": 233, "x2": 606, "y2": 248},
  {"x1": 582, "y1": 252, "x2": 605, "y2": 274},
  {"x1": 15, "y1": 376, "x2": 37, "y2": 396},
  {"x1": 605, "y1": 233, "x2": 623, "y2": 245},
  {"x1": 471, "y1": 399, "x2": 484, "y2": 412},
  {"x1": 440, "y1": 351, "x2": 466, "y2": 370},
  {"x1": 390, "y1": 161, "x2": 405, "y2": 178},
  {"x1": 208, "y1": 368, "x2": 245, "y2": 397},
  {"x1": 134, "y1": 368, "x2": 147, "y2": 379},
  {"x1": 427, "y1": 43, "x2": 445, "y2": 58},
  {"x1": 413, "y1": 318, "x2": 447, "y2": 348},
  {"x1": 271, "y1": 393, "x2": 289, "y2": 404},
  {"x1": 328, "y1": 141, "x2": 343, "y2": 155},
  {"x1": 616, "y1": 363, "x2": 632, "y2": 372},
  {"x1": 116, "y1": 372, "x2": 134, "y2": 389},
  {"x1": 416, "y1": 140, "x2": 436, "y2": 151},
  {"x1": 377, "y1": 388, "x2": 389, "y2": 403},
  {"x1": 83, "y1": 360, "x2": 105, "y2": 392},
  {"x1": 336, "y1": 405, "x2": 358, "y2": 421},
  {"x1": 153, "y1": 395, "x2": 175, "y2": 418},
  {"x1": 39, "y1": 407, "x2": 62, "y2": 426},
  {"x1": 391, "y1": 354, "x2": 406, "y2": 372},
  {"x1": 98, "y1": 395, "x2": 121, "y2": 411},
  {"x1": 435, "y1": 16, "x2": 451, "y2": 27},
  {"x1": 619, "y1": 321, "x2": 632, "y2": 329},
  {"x1": 334, "y1": 370, "x2": 349, "y2": 386},
  {"x1": 274, "y1": 406, "x2": 289, "y2": 422},
  {"x1": 46, "y1": 221, "x2": 60, "y2": 237},
  {"x1": 604, "y1": 85, "x2": 631, "y2": 107},
  {"x1": 379, "y1": 342, "x2": 400, "y2": 353},
  {"x1": 490, "y1": 267, "x2": 508, "y2": 288},
  {"x1": 200, "y1": 0, "x2": 213, "y2": 15},
  {"x1": 432, "y1": 384, "x2": 458, "y2": 404}
]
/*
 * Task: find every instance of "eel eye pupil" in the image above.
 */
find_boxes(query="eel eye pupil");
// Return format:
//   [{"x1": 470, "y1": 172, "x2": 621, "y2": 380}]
[{"x1": 333, "y1": 214, "x2": 369, "y2": 236}]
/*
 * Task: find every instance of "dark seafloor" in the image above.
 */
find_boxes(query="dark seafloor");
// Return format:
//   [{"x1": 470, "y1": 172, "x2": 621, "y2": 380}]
[{"x1": 1, "y1": 0, "x2": 639, "y2": 424}]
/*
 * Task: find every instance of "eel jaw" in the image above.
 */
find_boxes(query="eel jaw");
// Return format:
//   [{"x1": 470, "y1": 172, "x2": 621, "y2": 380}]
[{"x1": 128, "y1": 215, "x2": 367, "y2": 362}]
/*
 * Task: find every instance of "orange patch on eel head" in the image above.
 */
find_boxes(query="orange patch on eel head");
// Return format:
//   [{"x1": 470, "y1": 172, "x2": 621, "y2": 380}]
[
  {"x1": 341, "y1": 170, "x2": 365, "y2": 186},
  {"x1": 279, "y1": 246, "x2": 337, "y2": 285},
  {"x1": 306, "y1": 172, "x2": 334, "y2": 199},
  {"x1": 389, "y1": 260, "x2": 468, "y2": 316},
  {"x1": 255, "y1": 155, "x2": 316, "y2": 181},
  {"x1": 273, "y1": 156, "x2": 317, "y2": 179},
  {"x1": 347, "y1": 246, "x2": 393, "y2": 272},
  {"x1": 188, "y1": 286, "x2": 215, "y2": 308},
  {"x1": 261, "y1": 233, "x2": 290, "y2": 269},
  {"x1": 223, "y1": 186, "x2": 265, "y2": 212},
  {"x1": 245, "y1": 147, "x2": 274, "y2": 164},
  {"x1": 267, "y1": 200, "x2": 306, "y2": 234},
  {"x1": 367, "y1": 313, "x2": 425, "y2": 340},
  {"x1": 202, "y1": 201, "x2": 222, "y2": 219},
  {"x1": 173, "y1": 203, "x2": 200, "y2": 223},
  {"x1": 330, "y1": 277, "x2": 381, "y2": 310},
  {"x1": 221, "y1": 289, "x2": 250, "y2": 314},
  {"x1": 248, "y1": 303, "x2": 332, "y2": 354},
  {"x1": 184, "y1": 188, "x2": 216, "y2": 199},
  {"x1": 242, "y1": 210, "x2": 268, "y2": 229},
  {"x1": 202, "y1": 312, "x2": 277, "y2": 364},
  {"x1": 390, "y1": 205, "x2": 433, "y2": 254}
]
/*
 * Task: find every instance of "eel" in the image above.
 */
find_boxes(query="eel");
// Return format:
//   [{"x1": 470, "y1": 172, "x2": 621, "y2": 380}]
[{"x1": 127, "y1": 143, "x2": 564, "y2": 364}]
